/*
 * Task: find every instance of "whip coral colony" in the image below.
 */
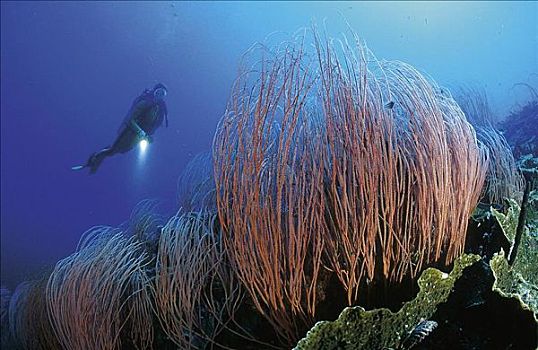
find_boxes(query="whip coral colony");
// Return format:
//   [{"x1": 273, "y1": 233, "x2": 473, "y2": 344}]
[{"x1": 213, "y1": 28, "x2": 488, "y2": 344}]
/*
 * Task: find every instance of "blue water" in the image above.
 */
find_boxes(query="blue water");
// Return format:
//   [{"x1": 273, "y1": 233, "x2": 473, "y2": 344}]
[{"x1": 1, "y1": 1, "x2": 536, "y2": 289}]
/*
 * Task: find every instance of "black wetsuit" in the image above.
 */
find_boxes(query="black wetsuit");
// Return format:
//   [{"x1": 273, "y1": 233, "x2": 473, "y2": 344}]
[
  {"x1": 82, "y1": 90, "x2": 168, "y2": 173},
  {"x1": 113, "y1": 90, "x2": 168, "y2": 153}
]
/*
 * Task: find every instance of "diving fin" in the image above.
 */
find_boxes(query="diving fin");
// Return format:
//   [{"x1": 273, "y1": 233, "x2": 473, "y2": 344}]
[{"x1": 71, "y1": 165, "x2": 85, "y2": 171}]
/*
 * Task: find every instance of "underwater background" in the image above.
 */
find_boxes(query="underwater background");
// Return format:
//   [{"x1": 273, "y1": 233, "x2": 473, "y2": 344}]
[
  {"x1": 1, "y1": 2, "x2": 537, "y2": 349},
  {"x1": 1, "y1": 0, "x2": 536, "y2": 291}
]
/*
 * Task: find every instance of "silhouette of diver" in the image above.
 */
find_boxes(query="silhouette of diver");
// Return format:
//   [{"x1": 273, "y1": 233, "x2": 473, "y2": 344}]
[{"x1": 73, "y1": 83, "x2": 168, "y2": 174}]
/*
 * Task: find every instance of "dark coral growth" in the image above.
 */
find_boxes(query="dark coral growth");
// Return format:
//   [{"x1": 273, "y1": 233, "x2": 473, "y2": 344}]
[
  {"x1": 417, "y1": 260, "x2": 537, "y2": 350},
  {"x1": 0, "y1": 287, "x2": 12, "y2": 347},
  {"x1": 295, "y1": 257, "x2": 538, "y2": 350},
  {"x1": 501, "y1": 96, "x2": 538, "y2": 158},
  {"x1": 294, "y1": 255, "x2": 480, "y2": 350}
]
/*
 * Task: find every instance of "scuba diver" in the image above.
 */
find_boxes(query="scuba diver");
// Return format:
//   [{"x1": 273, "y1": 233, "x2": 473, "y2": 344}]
[{"x1": 72, "y1": 83, "x2": 169, "y2": 174}]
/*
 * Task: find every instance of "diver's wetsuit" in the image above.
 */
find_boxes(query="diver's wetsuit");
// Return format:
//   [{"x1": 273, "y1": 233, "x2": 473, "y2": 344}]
[{"x1": 78, "y1": 88, "x2": 168, "y2": 174}]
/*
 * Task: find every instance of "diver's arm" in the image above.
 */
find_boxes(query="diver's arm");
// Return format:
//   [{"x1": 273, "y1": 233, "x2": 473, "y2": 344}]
[
  {"x1": 130, "y1": 120, "x2": 153, "y2": 143},
  {"x1": 130, "y1": 120, "x2": 148, "y2": 138}
]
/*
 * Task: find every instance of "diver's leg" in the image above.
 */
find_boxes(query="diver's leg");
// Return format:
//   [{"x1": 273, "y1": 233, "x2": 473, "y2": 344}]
[
  {"x1": 72, "y1": 128, "x2": 139, "y2": 173},
  {"x1": 112, "y1": 127, "x2": 140, "y2": 154},
  {"x1": 87, "y1": 147, "x2": 116, "y2": 174}
]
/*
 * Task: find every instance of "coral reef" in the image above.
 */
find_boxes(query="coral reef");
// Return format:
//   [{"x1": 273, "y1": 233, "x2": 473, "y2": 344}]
[
  {"x1": 177, "y1": 152, "x2": 217, "y2": 212},
  {"x1": 294, "y1": 156, "x2": 538, "y2": 349},
  {"x1": 294, "y1": 255, "x2": 480, "y2": 350},
  {"x1": 154, "y1": 211, "x2": 242, "y2": 349},
  {"x1": 213, "y1": 27, "x2": 487, "y2": 345},
  {"x1": 46, "y1": 227, "x2": 153, "y2": 350},
  {"x1": 491, "y1": 252, "x2": 537, "y2": 319},
  {"x1": 295, "y1": 254, "x2": 538, "y2": 350},
  {"x1": 490, "y1": 194, "x2": 538, "y2": 317},
  {"x1": 7, "y1": 27, "x2": 538, "y2": 350},
  {"x1": 3, "y1": 276, "x2": 61, "y2": 350},
  {"x1": 457, "y1": 89, "x2": 523, "y2": 205}
]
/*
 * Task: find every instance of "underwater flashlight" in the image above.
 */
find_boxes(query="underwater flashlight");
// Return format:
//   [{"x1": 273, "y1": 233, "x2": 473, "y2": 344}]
[
  {"x1": 136, "y1": 138, "x2": 149, "y2": 167},
  {"x1": 139, "y1": 139, "x2": 149, "y2": 153}
]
